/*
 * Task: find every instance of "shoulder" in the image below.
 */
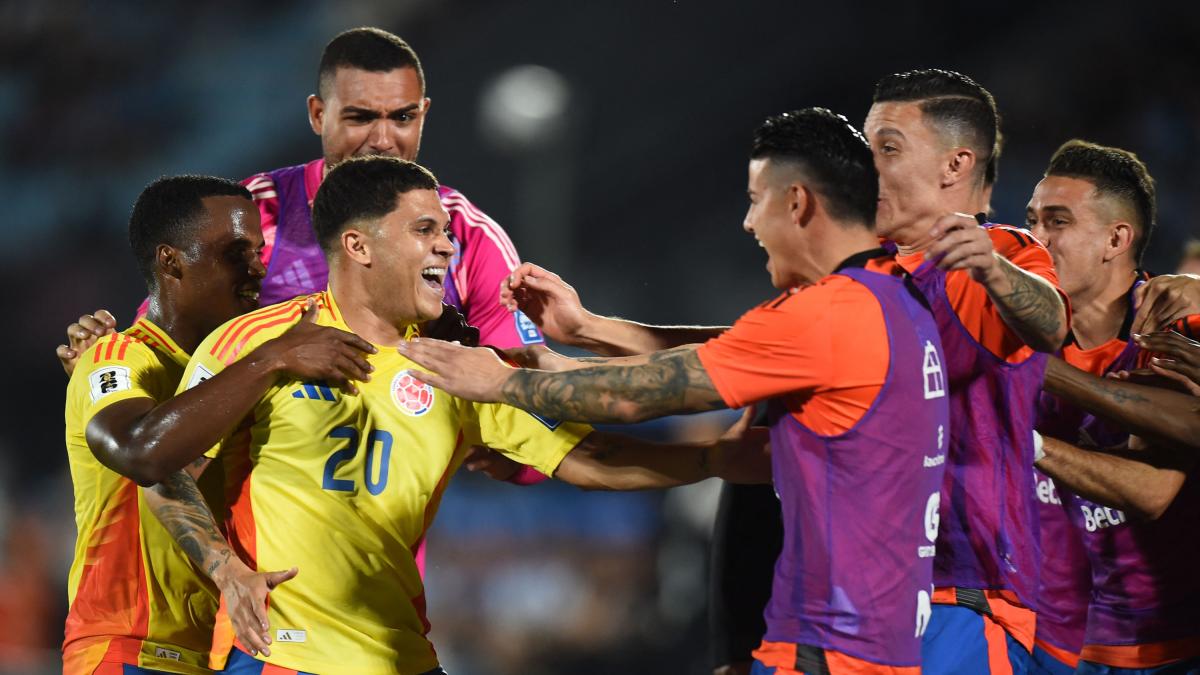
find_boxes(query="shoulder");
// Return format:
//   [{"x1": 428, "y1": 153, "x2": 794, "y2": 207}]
[
  {"x1": 986, "y1": 224, "x2": 1047, "y2": 259},
  {"x1": 242, "y1": 172, "x2": 277, "y2": 202},
  {"x1": 77, "y1": 331, "x2": 158, "y2": 374},
  {"x1": 439, "y1": 185, "x2": 520, "y2": 266},
  {"x1": 200, "y1": 295, "x2": 313, "y2": 366}
]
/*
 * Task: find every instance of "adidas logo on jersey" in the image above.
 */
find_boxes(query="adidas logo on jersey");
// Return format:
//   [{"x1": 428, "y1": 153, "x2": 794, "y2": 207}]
[
  {"x1": 292, "y1": 382, "x2": 338, "y2": 402},
  {"x1": 153, "y1": 647, "x2": 181, "y2": 661},
  {"x1": 276, "y1": 629, "x2": 307, "y2": 643}
]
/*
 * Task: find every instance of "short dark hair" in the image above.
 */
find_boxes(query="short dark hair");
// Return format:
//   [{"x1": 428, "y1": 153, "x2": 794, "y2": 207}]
[
  {"x1": 312, "y1": 156, "x2": 439, "y2": 254},
  {"x1": 1045, "y1": 139, "x2": 1157, "y2": 266},
  {"x1": 128, "y1": 175, "x2": 250, "y2": 287},
  {"x1": 750, "y1": 107, "x2": 878, "y2": 227},
  {"x1": 873, "y1": 69, "x2": 1002, "y2": 186},
  {"x1": 318, "y1": 27, "x2": 424, "y2": 98}
]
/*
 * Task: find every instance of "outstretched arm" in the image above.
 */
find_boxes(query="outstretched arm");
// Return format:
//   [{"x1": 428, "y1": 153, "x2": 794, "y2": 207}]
[
  {"x1": 502, "y1": 263, "x2": 727, "y2": 356},
  {"x1": 400, "y1": 339, "x2": 726, "y2": 424},
  {"x1": 87, "y1": 304, "x2": 375, "y2": 486},
  {"x1": 1044, "y1": 356, "x2": 1200, "y2": 450},
  {"x1": 1035, "y1": 434, "x2": 1191, "y2": 520},
  {"x1": 143, "y1": 458, "x2": 297, "y2": 658},
  {"x1": 553, "y1": 413, "x2": 772, "y2": 490}
]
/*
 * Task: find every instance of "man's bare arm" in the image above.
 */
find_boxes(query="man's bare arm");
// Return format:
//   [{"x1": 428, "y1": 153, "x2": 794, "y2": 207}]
[
  {"x1": 1035, "y1": 435, "x2": 1191, "y2": 520},
  {"x1": 499, "y1": 347, "x2": 726, "y2": 424},
  {"x1": 501, "y1": 262, "x2": 727, "y2": 356},
  {"x1": 927, "y1": 215, "x2": 1068, "y2": 352},
  {"x1": 85, "y1": 305, "x2": 374, "y2": 486},
  {"x1": 986, "y1": 255, "x2": 1069, "y2": 352},
  {"x1": 143, "y1": 458, "x2": 296, "y2": 657},
  {"x1": 552, "y1": 425, "x2": 772, "y2": 491},
  {"x1": 1044, "y1": 356, "x2": 1200, "y2": 449}
]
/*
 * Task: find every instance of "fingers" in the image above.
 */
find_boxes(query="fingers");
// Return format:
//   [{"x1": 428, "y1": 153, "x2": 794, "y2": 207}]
[
  {"x1": 333, "y1": 328, "x2": 377, "y2": 354},
  {"x1": 233, "y1": 594, "x2": 272, "y2": 657},
  {"x1": 404, "y1": 369, "x2": 448, "y2": 391},
  {"x1": 300, "y1": 298, "x2": 319, "y2": 323},
  {"x1": 929, "y1": 213, "x2": 979, "y2": 239},
  {"x1": 1148, "y1": 361, "x2": 1200, "y2": 396},
  {"x1": 336, "y1": 344, "x2": 375, "y2": 380},
  {"x1": 1134, "y1": 331, "x2": 1200, "y2": 364},
  {"x1": 265, "y1": 566, "x2": 299, "y2": 590},
  {"x1": 94, "y1": 309, "x2": 117, "y2": 329}
]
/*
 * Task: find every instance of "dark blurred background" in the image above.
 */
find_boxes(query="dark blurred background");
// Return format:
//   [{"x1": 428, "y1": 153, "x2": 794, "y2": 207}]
[{"x1": 2, "y1": 0, "x2": 1198, "y2": 672}]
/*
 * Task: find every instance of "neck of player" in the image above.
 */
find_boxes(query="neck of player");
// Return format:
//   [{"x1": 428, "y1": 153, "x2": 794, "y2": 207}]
[
  {"x1": 143, "y1": 292, "x2": 206, "y2": 354},
  {"x1": 1070, "y1": 266, "x2": 1138, "y2": 350},
  {"x1": 327, "y1": 277, "x2": 417, "y2": 347},
  {"x1": 893, "y1": 184, "x2": 989, "y2": 256}
]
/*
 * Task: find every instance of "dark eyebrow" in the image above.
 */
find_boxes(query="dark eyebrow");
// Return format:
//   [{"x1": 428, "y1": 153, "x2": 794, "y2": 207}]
[{"x1": 341, "y1": 103, "x2": 421, "y2": 120}]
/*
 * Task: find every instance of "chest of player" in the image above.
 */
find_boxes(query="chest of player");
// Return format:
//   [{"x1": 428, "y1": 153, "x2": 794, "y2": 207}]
[{"x1": 255, "y1": 352, "x2": 469, "y2": 509}]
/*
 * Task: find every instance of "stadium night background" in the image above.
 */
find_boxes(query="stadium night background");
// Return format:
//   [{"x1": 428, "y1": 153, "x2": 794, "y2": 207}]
[{"x1": 2, "y1": 1, "x2": 1199, "y2": 673}]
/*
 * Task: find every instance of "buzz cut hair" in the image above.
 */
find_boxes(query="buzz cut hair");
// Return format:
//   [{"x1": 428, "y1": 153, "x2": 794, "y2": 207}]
[
  {"x1": 750, "y1": 107, "x2": 879, "y2": 227},
  {"x1": 128, "y1": 175, "x2": 250, "y2": 288},
  {"x1": 312, "y1": 156, "x2": 439, "y2": 255},
  {"x1": 318, "y1": 27, "x2": 425, "y2": 98},
  {"x1": 1046, "y1": 139, "x2": 1157, "y2": 266},
  {"x1": 873, "y1": 68, "x2": 1002, "y2": 186}
]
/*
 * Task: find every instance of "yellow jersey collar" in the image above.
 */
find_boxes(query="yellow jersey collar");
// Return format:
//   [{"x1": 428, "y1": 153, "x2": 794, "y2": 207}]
[
  {"x1": 129, "y1": 317, "x2": 191, "y2": 367},
  {"x1": 320, "y1": 287, "x2": 421, "y2": 344}
]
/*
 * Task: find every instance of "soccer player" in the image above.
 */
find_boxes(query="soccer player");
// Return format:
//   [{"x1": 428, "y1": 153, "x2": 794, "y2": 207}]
[
  {"x1": 63, "y1": 176, "x2": 374, "y2": 674},
  {"x1": 400, "y1": 108, "x2": 952, "y2": 674},
  {"x1": 860, "y1": 69, "x2": 1070, "y2": 674},
  {"x1": 172, "y1": 155, "x2": 762, "y2": 675},
  {"x1": 1027, "y1": 140, "x2": 1200, "y2": 674}
]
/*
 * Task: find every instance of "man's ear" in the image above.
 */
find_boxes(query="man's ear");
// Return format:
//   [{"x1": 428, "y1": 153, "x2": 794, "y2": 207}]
[
  {"x1": 307, "y1": 95, "x2": 325, "y2": 137},
  {"x1": 156, "y1": 244, "x2": 184, "y2": 282},
  {"x1": 942, "y1": 147, "x2": 978, "y2": 188},
  {"x1": 1104, "y1": 221, "x2": 1136, "y2": 263},
  {"x1": 788, "y1": 182, "x2": 815, "y2": 227},
  {"x1": 342, "y1": 228, "x2": 371, "y2": 265}
]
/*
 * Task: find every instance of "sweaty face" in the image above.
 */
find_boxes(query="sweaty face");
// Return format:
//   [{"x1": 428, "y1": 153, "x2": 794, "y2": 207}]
[
  {"x1": 744, "y1": 158, "x2": 798, "y2": 289},
  {"x1": 863, "y1": 101, "x2": 950, "y2": 239},
  {"x1": 1026, "y1": 175, "x2": 1113, "y2": 299},
  {"x1": 311, "y1": 67, "x2": 429, "y2": 166},
  {"x1": 364, "y1": 188, "x2": 453, "y2": 324},
  {"x1": 182, "y1": 196, "x2": 266, "y2": 331}
]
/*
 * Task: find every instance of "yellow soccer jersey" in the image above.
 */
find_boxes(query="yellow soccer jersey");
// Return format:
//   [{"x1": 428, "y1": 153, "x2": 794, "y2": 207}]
[
  {"x1": 182, "y1": 290, "x2": 591, "y2": 675},
  {"x1": 63, "y1": 318, "x2": 218, "y2": 675}
]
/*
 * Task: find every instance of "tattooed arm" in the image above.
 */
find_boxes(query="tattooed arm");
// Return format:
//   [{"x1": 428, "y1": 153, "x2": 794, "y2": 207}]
[
  {"x1": 142, "y1": 458, "x2": 297, "y2": 658},
  {"x1": 985, "y1": 255, "x2": 1069, "y2": 352},
  {"x1": 1044, "y1": 356, "x2": 1200, "y2": 449},
  {"x1": 1035, "y1": 435, "x2": 1191, "y2": 520},
  {"x1": 927, "y1": 214, "x2": 1067, "y2": 352},
  {"x1": 399, "y1": 339, "x2": 727, "y2": 424}
]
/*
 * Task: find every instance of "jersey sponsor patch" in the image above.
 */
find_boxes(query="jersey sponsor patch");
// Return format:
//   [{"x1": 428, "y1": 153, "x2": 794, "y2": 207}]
[
  {"x1": 922, "y1": 340, "x2": 946, "y2": 399},
  {"x1": 186, "y1": 364, "x2": 214, "y2": 391},
  {"x1": 276, "y1": 629, "x2": 306, "y2": 643},
  {"x1": 88, "y1": 365, "x2": 131, "y2": 402},
  {"x1": 392, "y1": 371, "x2": 435, "y2": 416},
  {"x1": 514, "y1": 310, "x2": 543, "y2": 345}
]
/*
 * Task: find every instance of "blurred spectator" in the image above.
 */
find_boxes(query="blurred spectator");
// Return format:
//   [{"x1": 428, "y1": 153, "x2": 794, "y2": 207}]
[{"x1": 1177, "y1": 240, "x2": 1200, "y2": 275}]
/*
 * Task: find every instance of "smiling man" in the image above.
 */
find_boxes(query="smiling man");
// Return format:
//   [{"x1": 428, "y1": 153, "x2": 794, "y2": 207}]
[
  {"x1": 177, "y1": 156, "x2": 761, "y2": 675},
  {"x1": 1027, "y1": 140, "x2": 1200, "y2": 675},
  {"x1": 400, "y1": 109, "x2": 951, "y2": 674}
]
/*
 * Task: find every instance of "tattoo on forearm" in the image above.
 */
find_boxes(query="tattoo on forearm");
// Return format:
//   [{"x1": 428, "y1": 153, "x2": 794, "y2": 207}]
[
  {"x1": 1104, "y1": 382, "x2": 1150, "y2": 405},
  {"x1": 502, "y1": 348, "x2": 724, "y2": 422},
  {"x1": 149, "y1": 471, "x2": 228, "y2": 576},
  {"x1": 994, "y1": 258, "x2": 1063, "y2": 343}
]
